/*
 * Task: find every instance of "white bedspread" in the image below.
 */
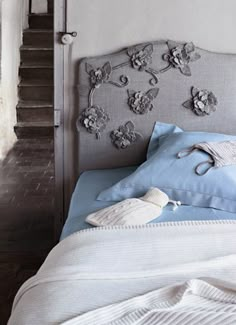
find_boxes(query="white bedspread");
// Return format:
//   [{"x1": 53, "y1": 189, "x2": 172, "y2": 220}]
[{"x1": 8, "y1": 221, "x2": 236, "y2": 325}]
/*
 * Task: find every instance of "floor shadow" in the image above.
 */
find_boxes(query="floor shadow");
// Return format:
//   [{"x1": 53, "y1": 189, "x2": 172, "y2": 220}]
[{"x1": 0, "y1": 138, "x2": 55, "y2": 324}]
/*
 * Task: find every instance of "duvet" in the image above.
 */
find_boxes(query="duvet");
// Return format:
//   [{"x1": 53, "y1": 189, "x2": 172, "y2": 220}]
[{"x1": 8, "y1": 221, "x2": 236, "y2": 325}]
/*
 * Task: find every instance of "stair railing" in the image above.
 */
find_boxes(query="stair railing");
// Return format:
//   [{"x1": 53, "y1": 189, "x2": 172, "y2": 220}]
[{"x1": 29, "y1": 0, "x2": 32, "y2": 14}]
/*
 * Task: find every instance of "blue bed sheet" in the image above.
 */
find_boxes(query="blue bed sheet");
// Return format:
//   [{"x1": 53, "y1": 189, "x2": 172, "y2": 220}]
[{"x1": 60, "y1": 166, "x2": 236, "y2": 240}]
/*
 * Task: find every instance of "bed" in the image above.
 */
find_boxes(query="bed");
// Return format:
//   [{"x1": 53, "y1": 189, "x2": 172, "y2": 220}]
[
  {"x1": 8, "y1": 40, "x2": 236, "y2": 324},
  {"x1": 61, "y1": 166, "x2": 236, "y2": 239}
]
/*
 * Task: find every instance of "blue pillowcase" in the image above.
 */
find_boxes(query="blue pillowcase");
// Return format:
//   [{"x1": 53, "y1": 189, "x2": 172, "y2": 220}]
[{"x1": 97, "y1": 122, "x2": 236, "y2": 213}]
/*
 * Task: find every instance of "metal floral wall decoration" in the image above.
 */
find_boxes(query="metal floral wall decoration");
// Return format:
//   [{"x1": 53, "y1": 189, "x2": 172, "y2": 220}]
[
  {"x1": 127, "y1": 88, "x2": 159, "y2": 114},
  {"x1": 110, "y1": 121, "x2": 143, "y2": 149},
  {"x1": 183, "y1": 87, "x2": 218, "y2": 116}
]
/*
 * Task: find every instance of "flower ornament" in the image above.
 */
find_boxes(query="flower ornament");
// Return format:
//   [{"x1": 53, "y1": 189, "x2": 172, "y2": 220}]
[
  {"x1": 79, "y1": 106, "x2": 110, "y2": 139},
  {"x1": 183, "y1": 87, "x2": 218, "y2": 116},
  {"x1": 110, "y1": 121, "x2": 142, "y2": 149},
  {"x1": 127, "y1": 88, "x2": 159, "y2": 114},
  {"x1": 163, "y1": 42, "x2": 201, "y2": 76},
  {"x1": 85, "y1": 62, "x2": 112, "y2": 88},
  {"x1": 127, "y1": 44, "x2": 153, "y2": 71}
]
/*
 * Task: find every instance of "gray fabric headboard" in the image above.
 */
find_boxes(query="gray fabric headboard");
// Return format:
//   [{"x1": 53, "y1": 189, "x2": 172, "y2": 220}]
[{"x1": 77, "y1": 40, "x2": 236, "y2": 172}]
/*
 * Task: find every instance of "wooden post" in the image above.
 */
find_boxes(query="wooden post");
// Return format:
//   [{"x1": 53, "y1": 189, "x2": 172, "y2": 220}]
[
  {"x1": 28, "y1": 0, "x2": 32, "y2": 14},
  {"x1": 54, "y1": 0, "x2": 65, "y2": 241},
  {"x1": 48, "y1": 0, "x2": 53, "y2": 13}
]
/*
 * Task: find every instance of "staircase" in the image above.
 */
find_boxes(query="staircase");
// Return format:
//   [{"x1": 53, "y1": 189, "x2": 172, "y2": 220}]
[{"x1": 15, "y1": 2, "x2": 54, "y2": 139}]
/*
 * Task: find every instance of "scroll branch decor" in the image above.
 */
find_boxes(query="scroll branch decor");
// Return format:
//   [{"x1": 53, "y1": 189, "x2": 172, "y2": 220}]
[
  {"x1": 77, "y1": 61, "x2": 129, "y2": 139},
  {"x1": 77, "y1": 40, "x2": 202, "y2": 147}
]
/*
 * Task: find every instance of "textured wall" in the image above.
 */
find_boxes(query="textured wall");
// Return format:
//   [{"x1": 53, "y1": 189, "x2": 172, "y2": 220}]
[
  {"x1": 68, "y1": 0, "x2": 236, "y2": 58},
  {"x1": 0, "y1": 0, "x2": 28, "y2": 160}
]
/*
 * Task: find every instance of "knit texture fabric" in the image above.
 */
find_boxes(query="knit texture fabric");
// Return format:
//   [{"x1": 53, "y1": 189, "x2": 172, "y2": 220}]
[
  {"x1": 86, "y1": 188, "x2": 169, "y2": 226},
  {"x1": 8, "y1": 221, "x2": 236, "y2": 325},
  {"x1": 63, "y1": 278, "x2": 236, "y2": 325},
  {"x1": 178, "y1": 141, "x2": 236, "y2": 175}
]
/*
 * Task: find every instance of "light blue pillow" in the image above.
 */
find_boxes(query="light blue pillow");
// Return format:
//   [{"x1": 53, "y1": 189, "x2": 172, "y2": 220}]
[{"x1": 98, "y1": 122, "x2": 236, "y2": 213}]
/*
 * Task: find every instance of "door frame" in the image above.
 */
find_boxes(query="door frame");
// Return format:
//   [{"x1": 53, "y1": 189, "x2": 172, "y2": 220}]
[{"x1": 54, "y1": 0, "x2": 65, "y2": 240}]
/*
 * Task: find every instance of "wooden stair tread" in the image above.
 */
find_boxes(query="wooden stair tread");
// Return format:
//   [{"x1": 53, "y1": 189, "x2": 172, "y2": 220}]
[
  {"x1": 20, "y1": 63, "x2": 53, "y2": 68},
  {"x1": 24, "y1": 29, "x2": 53, "y2": 33},
  {"x1": 21, "y1": 45, "x2": 53, "y2": 50},
  {"x1": 19, "y1": 80, "x2": 53, "y2": 87},
  {"x1": 14, "y1": 123, "x2": 54, "y2": 139},
  {"x1": 29, "y1": 13, "x2": 53, "y2": 17},
  {"x1": 28, "y1": 13, "x2": 53, "y2": 30},
  {"x1": 15, "y1": 122, "x2": 54, "y2": 127},
  {"x1": 17, "y1": 101, "x2": 53, "y2": 109}
]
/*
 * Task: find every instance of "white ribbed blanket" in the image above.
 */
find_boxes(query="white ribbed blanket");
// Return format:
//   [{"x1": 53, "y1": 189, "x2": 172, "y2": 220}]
[{"x1": 8, "y1": 221, "x2": 236, "y2": 325}]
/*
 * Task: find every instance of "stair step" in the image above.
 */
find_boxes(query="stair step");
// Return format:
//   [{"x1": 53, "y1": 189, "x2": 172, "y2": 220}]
[
  {"x1": 23, "y1": 29, "x2": 53, "y2": 47},
  {"x1": 18, "y1": 81, "x2": 53, "y2": 101},
  {"x1": 21, "y1": 46, "x2": 53, "y2": 64},
  {"x1": 17, "y1": 101, "x2": 53, "y2": 123},
  {"x1": 48, "y1": 0, "x2": 54, "y2": 13},
  {"x1": 29, "y1": 14, "x2": 53, "y2": 30},
  {"x1": 19, "y1": 64, "x2": 53, "y2": 81},
  {"x1": 19, "y1": 80, "x2": 53, "y2": 86},
  {"x1": 17, "y1": 100, "x2": 53, "y2": 108},
  {"x1": 14, "y1": 122, "x2": 54, "y2": 139}
]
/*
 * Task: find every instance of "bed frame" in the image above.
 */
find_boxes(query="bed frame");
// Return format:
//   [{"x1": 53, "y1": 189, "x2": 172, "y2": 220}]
[{"x1": 77, "y1": 40, "x2": 236, "y2": 172}]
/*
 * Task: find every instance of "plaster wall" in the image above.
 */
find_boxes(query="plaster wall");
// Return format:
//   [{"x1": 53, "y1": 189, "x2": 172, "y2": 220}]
[
  {"x1": 68, "y1": 0, "x2": 236, "y2": 58},
  {"x1": 0, "y1": 0, "x2": 28, "y2": 159}
]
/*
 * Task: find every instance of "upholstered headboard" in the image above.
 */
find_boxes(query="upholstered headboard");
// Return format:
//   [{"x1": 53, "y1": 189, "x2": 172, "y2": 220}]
[{"x1": 77, "y1": 40, "x2": 236, "y2": 172}]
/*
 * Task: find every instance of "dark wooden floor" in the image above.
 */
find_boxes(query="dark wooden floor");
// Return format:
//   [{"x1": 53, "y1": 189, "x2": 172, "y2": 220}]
[{"x1": 0, "y1": 139, "x2": 55, "y2": 324}]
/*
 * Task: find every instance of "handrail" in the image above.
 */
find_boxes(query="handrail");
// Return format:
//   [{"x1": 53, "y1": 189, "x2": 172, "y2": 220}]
[{"x1": 28, "y1": 0, "x2": 32, "y2": 14}]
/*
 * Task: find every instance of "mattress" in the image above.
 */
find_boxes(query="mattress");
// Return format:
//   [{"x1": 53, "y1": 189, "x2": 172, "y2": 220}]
[{"x1": 60, "y1": 166, "x2": 236, "y2": 240}]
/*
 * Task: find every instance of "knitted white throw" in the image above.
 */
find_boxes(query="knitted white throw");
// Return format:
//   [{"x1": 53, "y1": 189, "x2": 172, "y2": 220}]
[
  {"x1": 8, "y1": 221, "x2": 236, "y2": 325},
  {"x1": 64, "y1": 278, "x2": 236, "y2": 325}
]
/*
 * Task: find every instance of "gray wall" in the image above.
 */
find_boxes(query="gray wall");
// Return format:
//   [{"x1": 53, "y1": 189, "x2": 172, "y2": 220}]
[{"x1": 0, "y1": 0, "x2": 28, "y2": 160}]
